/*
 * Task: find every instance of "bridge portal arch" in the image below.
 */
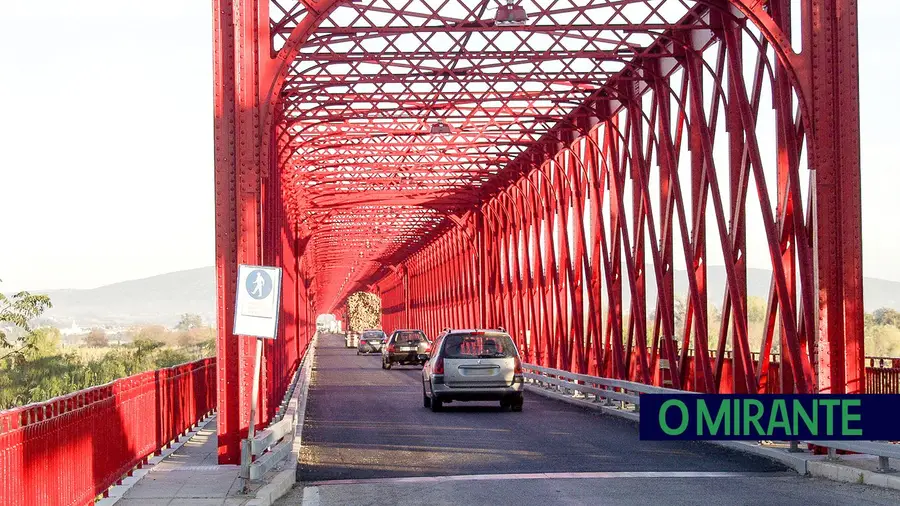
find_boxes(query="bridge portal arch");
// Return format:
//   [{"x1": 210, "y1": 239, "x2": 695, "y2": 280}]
[{"x1": 213, "y1": 0, "x2": 863, "y2": 462}]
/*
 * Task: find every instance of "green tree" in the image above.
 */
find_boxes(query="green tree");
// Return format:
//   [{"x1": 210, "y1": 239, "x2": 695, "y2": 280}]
[
  {"x1": 865, "y1": 324, "x2": 900, "y2": 357},
  {"x1": 672, "y1": 296, "x2": 686, "y2": 337},
  {"x1": 178, "y1": 325, "x2": 214, "y2": 347},
  {"x1": 199, "y1": 337, "x2": 216, "y2": 357},
  {"x1": 132, "y1": 338, "x2": 164, "y2": 357},
  {"x1": 0, "y1": 313, "x2": 215, "y2": 410},
  {"x1": 155, "y1": 348, "x2": 192, "y2": 368},
  {"x1": 132, "y1": 325, "x2": 171, "y2": 344},
  {"x1": 873, "y1": 307, "x2": 900, "y2": 328},
  {"x1": 85, "y1": 328, "x2": 108, "y2": 347},
  {"x1": 746, "y1": 296, "x2": 767, "y2": 323},
  {"x1": 175, "y1": 313, "x2": 203, "y2": 331},
  {"x1": 0, "y1": 287, "x2": 52, "y2": 357},
  {"x1": 865, "y1": 312, "x2": 876, "y2": 329},
  {"x1": 25, "y1": 327, "x2": 62, "y2": 359}
]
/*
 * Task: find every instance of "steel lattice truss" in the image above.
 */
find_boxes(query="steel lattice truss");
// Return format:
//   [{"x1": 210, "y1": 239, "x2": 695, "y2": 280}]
[
  {"x1": 276, "y1": 0, "x2": 704, "y2": 309},
  {"x1": 214, "y1": 0, "x2": 862, "y2": 463}
]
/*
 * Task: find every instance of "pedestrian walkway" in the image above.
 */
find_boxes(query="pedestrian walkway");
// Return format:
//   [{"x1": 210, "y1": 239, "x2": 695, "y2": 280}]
[{"x1": 116, "y1": 417, "x2": 249, "y2": 506}]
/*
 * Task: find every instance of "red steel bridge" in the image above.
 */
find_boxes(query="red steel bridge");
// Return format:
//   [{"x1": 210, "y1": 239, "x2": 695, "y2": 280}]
[
  {"x1": 211, "y1": 0, "x2": 864, "y2": 464},
  {"x1": 2, "y1": 5, "x2": 878, "y2": 502},
  {"x1": 9, "y1": 0, "x2": 900, "y2": 502}
]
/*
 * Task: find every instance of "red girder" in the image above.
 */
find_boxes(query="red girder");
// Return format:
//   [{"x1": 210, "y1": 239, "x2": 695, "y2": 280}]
[{"x1": 214, "y1": 0, "x2": 864, "y2": 462}]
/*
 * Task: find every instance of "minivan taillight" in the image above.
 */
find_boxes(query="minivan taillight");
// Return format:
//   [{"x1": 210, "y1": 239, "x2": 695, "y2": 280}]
[
  {"x1": 433, "y1": 356, "x2": 444, "y2": 375},
  {"x1": 514, "y1": 356, "x2": 523, "y2": 374},
  {"x1": 388, "y1": 344, "x2": 395, "y2": 353}
]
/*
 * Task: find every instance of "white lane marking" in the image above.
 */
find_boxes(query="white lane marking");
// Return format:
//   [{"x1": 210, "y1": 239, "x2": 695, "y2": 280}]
[
  {"x1": 306, "y1": 471, "x2": 771, "y2": 486},
  {"x1": 302, "y1": 485, "x2": 321, "y2": 506}
]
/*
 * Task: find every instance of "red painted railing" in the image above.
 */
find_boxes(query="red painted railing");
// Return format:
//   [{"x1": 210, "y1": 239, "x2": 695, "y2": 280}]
[
  {"x1": 0, "y1": 358, "x2": 216, "y2": 506},
  {"x1": 866, "y1": 356, "x2": 900, "y2": 394}
]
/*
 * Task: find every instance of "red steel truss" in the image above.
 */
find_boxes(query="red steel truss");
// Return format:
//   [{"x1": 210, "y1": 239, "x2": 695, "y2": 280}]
[{"x1": 214, "y1": 0, "x2": 863, "y2": 462}]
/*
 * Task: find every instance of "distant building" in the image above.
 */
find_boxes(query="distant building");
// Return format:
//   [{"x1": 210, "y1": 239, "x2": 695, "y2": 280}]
[{"x1": 59, "y1": 322, "x2": 86, "y2": 336}]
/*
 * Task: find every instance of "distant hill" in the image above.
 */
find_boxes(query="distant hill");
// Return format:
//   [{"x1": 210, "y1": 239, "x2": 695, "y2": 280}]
[
  {"x1": 11, "y1": 264, "x2": 899, "y2": 328},
  {"x1": 612, "y1": 266, "x2": 900, "y2": 313},
  {"x1": 31, "y1": 267, "x2": 217, "y2": 327}
]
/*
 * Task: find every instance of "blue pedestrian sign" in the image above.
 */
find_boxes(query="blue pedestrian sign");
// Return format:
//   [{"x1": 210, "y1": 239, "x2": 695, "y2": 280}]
[
  {"x1": 245, "y1": 269, "x2": 273, "y2": 300},
  {"x1": 234, "y1": 264, "x2": 282, "y2": 339}
]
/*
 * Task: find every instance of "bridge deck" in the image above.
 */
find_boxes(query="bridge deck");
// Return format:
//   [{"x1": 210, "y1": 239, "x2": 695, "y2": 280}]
[{"x1": 280, "y1": 334, "x2": 900, "y2": 505}]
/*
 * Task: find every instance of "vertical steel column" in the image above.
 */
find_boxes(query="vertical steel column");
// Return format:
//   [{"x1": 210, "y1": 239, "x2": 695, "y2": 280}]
[
  {"x1": 537, "y1": 169, "x2": 564, "y2": 369},
  {"x1": 583, "y1": 131, "x2": 605, "y2": 376},
  {"x1": 720, "y1": 22, "x2": 751, "y2": 394},
  {"x1": 437, "y1": 238, "x2": 450, "y2": 330},
  {"x1": 492, "y1": 205, "x2": 514, "y2": 334},
  {"x1": 515, "y1": 188, "x2": 538, "y2": 363},
  {"x1": 452, "y1": 233, "x2": 464, "y2": 327},
  {"x1": 567, "y1": 147, "x2": 591, "y2": 375},
  {"x1": 527, "y1": 179, "x2": 550, "y2": 366},
  {"x1": 410, "y1": 261, "x2": 419, "y2": 330},
  {"x1": 403, "y1": 265, "x2": 410, "y2": 329},
  {"x1": 426, "y1": 248, "x2": 437, "y2": 336},
  {"x1": 603, "y1": 120, "x2": 626, "y2": 379},
  {"x1": 552, "y1": 157, "x2": 574, "y2": 372},
  {"x1": 213, "y1": 0, "x2": 272, "y2": 464},
  {"x1": 808, "y1": 0, "x2": 864, "y2": 393},
  {"x1": 213, "y1": 0, "x2": 240, "y2": 464},
  {"x1": 474, "y1": 211, "x2": 487, "y2": 327},
  {"x1": 650, "y1": 72, "x2": 675, "y2": 386},
  {"x1": 482, "y1": 210, "x2": 499, "y2": 328},
  {"x1": 506, "y1": 196, "x2": 530, "y2": 358},
  {"x1": 684, "y1": 48, "x2": 710, "y2": 391}
]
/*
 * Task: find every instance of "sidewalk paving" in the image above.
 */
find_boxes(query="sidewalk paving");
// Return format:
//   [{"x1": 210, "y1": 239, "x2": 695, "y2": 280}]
[{"x1": 116, "y1": 417, "x2": 253, "y2": 506}]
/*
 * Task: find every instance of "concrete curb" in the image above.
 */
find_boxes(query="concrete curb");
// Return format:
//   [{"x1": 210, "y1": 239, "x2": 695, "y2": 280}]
[
  {"x1": 807, "y1": 459, "x2": 900, "y2": 491},
  {"x1": 709, "y1": 441, "x2": 812, "y2": 475},
  {"x1": 246, "y1": 334, "x2": 318, "y2": 506},
  {"x1": 98, "y1": 411, "x2": 217, "y2": 506},
  {"x1": 247, "y1": 469, "x2": 296, "y2": 506},
  {"x1": 525, "y1": 383, "x2": 900, "y2": 491}
]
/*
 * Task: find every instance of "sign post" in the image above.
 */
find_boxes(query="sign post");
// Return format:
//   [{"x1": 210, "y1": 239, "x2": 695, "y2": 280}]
[{"x1": 233, "y1": 264, "x2": 282, "y2": 491}]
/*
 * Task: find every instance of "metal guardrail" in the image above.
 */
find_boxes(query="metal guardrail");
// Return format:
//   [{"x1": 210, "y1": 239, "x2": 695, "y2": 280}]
[
  {"x1": 522, "y1": 363, "x2": 687, "y2": 421},
  {"x1": 523, "y1": 362, "x2": 899, "y2": 473},
  {"x1": 242, "y1": 334, "x2": 316, "y2": 482},
  {"x1": 807, "y1": 441, "x2": 900, "y2": 473}
]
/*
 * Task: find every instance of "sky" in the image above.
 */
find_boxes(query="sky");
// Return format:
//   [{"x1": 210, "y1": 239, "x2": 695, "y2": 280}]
[{"x1": 1, "y1": 1, "x2": 899, "y2": 292}]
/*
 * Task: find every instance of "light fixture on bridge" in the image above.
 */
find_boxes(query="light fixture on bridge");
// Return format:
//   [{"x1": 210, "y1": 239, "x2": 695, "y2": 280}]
[
  {"x1": 429, "y1": 121, "x2": 452, "y2": 135},
  {"x1": 495, "y1": 0, "x2": 527, "y2": 26}
]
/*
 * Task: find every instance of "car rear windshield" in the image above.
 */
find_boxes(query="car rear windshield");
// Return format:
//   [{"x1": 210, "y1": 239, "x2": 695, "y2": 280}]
[
  {"x1": 361, "y1": 331, "x2": 384, "y2": 339},
  {"x1": 442, "y1": 333, "x2": 517, "y2": 359},
  {"x1": 392, "y1": 331, "x2": 427, "y2": 345}
]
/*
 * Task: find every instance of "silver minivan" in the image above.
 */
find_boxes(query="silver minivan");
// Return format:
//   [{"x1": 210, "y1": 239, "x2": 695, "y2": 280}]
[{"x1": 421, "y1": 329, "x2": 524, "y2": 412}]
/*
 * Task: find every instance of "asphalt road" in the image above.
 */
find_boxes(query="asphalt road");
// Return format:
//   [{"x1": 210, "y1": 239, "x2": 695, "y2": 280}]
[{"x1": 276, "y1": 333, "x2": 900, "y2": 505}]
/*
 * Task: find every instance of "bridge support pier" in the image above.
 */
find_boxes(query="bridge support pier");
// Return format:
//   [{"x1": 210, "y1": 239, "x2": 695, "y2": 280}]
[
  {"x1": 806, "y1": 0, "x2": 864, "y2": 394},
  {"x1": 213, "y1": 0, "x2": 295, "y2": 464}
]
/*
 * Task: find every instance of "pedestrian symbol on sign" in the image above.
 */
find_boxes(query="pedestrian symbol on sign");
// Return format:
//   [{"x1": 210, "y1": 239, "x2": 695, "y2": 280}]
[
  {"x1": 245, "y1": 269, "x2": 272, "y2": 300},
  {"x1": 234, "y1": 265, "x2": 282, "y2": 337}
]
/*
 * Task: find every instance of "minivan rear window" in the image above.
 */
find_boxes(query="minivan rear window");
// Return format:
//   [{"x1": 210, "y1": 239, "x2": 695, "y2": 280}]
[
  {"x1": 442, "y1": 333, "x2": 517, "y2": 359},
  {"x1": 392, "y1": 331, "x2": 426, "y2": 345}
]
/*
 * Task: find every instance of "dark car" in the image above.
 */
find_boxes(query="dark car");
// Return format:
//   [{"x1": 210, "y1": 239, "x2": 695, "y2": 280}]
[
  {"x1": 382, "y1": 329, "x2": 430, "y2": 369},
  {"x1": 357, "y1": 329, "x2": 386, "y2": 355}
]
